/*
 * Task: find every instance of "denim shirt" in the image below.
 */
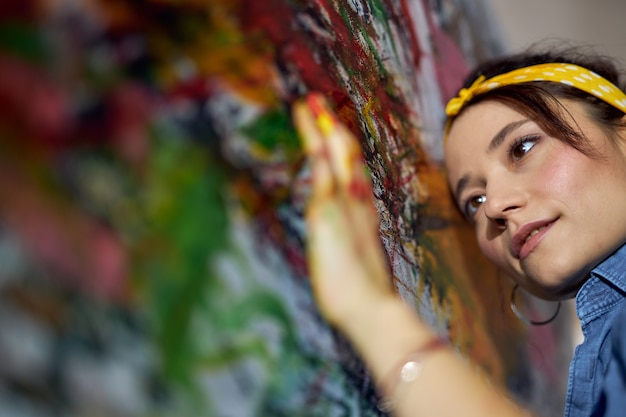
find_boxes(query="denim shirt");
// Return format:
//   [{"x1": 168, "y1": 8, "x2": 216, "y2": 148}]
[{"x1": 564, "y1": 243, "x2": 626, "y2": 417}]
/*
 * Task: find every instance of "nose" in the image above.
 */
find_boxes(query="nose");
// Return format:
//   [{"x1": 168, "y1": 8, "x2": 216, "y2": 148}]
[{"x1": 483, "y1": 181, "x2": 525, "y2": 229}]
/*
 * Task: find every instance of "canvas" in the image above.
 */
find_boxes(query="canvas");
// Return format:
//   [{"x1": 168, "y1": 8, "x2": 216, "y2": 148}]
[{"x1": 0, "y1": 1, "x2": 571, "y2": 416}]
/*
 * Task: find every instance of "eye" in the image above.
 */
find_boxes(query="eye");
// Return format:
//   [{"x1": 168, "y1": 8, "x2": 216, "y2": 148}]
[
  {"x1": 464, "y1": 194, "x2": 486, "y2": 219},
  {"x1": 509, "y1": 135, "x2": 539, "y2": 161}
]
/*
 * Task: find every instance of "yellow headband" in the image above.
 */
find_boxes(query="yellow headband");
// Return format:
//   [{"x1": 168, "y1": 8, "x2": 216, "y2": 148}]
[{"x1": 445, "y1": 63, "x2": 626, "y2": 118}]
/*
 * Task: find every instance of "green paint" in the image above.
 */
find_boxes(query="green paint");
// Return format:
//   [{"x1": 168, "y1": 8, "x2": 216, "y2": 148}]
[
  {"x1": 0, "y1": 22, "x2": 48, "y2": 63},
  {"x1": 242, "y1": 108, "x2": 300, "y2": 153},
  {"x1": 367, "y1": 0, "x2": 401, "y2": 64},
  {"x1": 417, "y1": 230, "x2": 476, "y2": 310},
  {"x1": 138, "y1": 125, "x2": 229, "y2": 383},
  {"x1": 337, "y1": 5, "x2": 386, "y2": 74}
]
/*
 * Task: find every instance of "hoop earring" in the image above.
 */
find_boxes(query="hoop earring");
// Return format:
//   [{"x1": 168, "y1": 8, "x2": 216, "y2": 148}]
[{"x1": 510, "y1": 284, "x2": 561, "y2": 326}]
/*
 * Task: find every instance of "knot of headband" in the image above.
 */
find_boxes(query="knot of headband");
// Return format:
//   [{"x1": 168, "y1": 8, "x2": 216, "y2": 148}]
[{"x1": 445, "y1": 63, "x2": 626, "y2": 118}]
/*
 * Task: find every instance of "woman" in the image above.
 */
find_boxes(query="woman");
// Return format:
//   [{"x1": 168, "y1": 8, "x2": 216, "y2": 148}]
[{"x1": 293, "y1": 49, "x2": 626, "y2": 417}]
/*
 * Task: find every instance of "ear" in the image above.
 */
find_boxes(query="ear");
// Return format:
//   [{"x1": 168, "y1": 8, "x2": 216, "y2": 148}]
[
  {"x1": 617, "y1": 113, "x2": 626, "y2": 137},
  {"x1": 613, "y1": 113, "x2": 626, "y2": 154}
]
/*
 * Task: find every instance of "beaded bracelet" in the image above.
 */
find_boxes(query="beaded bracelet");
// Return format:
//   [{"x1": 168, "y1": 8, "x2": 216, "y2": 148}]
[{"x1": 377, "y1": 336, "x2": 449, "y2": 412}]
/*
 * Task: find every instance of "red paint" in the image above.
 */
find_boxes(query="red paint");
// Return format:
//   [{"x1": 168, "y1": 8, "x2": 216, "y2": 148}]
[
  {"x1": 0, "y1": 53, "x2": 72, "y2": 149},
  {"x1": 348, "y1": 176, "x2": 372, "y2": 201},
  {"x1": 235, "y1": 0, "x2": 464, "y2": 281},
  {"x1": 398, "y1": 0, "x2": 424, "y2": 68}
]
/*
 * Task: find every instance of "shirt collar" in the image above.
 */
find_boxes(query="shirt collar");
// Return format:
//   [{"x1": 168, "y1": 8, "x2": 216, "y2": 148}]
[{"x1": 576, "y1": 243, "x2": 626, "y2": 326}]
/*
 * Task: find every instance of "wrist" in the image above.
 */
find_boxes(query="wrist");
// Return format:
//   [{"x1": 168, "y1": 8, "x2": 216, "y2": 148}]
[
  {"x1": 336, "y1": 294, "x2": 438, "y2": 379},
  {"x1": 333, "y1": 292, "x2": 402, "y2": 339}
]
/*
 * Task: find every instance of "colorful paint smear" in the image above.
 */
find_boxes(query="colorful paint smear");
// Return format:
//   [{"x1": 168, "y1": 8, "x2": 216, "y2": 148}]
[{"x1": 0, "y1": 0, "x2": 570, "y2": 416}]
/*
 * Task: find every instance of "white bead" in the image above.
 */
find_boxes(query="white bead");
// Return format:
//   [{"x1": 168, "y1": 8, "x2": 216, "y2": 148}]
[{"x1": 400, "y1": 361, "x2": 422, "y2": 383}]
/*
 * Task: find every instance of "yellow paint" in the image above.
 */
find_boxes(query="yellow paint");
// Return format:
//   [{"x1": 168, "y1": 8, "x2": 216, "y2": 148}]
[
  {"x1": 361, "y1": 97, "x2": 377, "y2": 138},
  {"x1": 316, "y1": 112, "x2": 336, "y2": 136}
]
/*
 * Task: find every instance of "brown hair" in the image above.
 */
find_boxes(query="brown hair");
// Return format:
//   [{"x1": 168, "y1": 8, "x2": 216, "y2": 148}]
[{"x1": 449, "y1": 47, "x2": 626, "y2": 155}]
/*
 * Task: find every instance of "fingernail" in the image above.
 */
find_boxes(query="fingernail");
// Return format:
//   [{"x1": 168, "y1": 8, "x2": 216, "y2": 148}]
[{"x1": 306, "y1": 92, "x2": 338, "y2": 136}]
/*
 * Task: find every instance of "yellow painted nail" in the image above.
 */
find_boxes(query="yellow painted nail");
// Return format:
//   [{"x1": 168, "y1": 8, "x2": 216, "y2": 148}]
[{"x1": 306, "y1": 92, "x2": 338, "y2": 136}]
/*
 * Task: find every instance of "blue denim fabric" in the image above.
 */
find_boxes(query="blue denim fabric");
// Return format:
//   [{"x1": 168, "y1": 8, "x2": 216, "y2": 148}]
[{"x1": 564, "y1": 244, "x2": 626, "y2": 417}]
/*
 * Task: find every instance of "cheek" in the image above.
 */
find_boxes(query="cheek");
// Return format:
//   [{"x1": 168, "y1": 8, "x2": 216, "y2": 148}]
[
  {"x1": 535, "y1": 147, "x2": 587, "y2": 196},
  {"x1": 476, "y1": 229, "x2": 505, "y2": 265}
]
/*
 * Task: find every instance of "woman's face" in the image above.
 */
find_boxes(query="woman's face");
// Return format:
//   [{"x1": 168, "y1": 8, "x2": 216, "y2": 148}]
[{"x1": 445, "y1": 99, "x2": 626, "y2": 300}]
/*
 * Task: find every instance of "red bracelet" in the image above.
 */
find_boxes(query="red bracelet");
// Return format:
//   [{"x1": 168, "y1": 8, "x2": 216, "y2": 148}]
[{"x1": 377, "y1": 336, "x2": 449, "y2": 412}]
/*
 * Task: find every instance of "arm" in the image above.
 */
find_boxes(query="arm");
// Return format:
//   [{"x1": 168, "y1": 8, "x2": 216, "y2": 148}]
[{"x1": 293, "y1": 93, "x2": 535, "y2": 417}]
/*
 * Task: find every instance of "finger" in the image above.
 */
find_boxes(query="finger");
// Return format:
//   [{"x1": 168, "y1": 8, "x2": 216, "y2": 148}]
[
  {"x1": 308, "y1": 193, "x2": 392, "y2": 298},
  {"x1": 305, "y1": 93, "x2": 353, "y2": 188},
  {"x1": 293, "y1": 97, "x2": 325, "y2": 155},
  {"x1": 302, "y1": 94, "x2": 389, "y2": 278},
  {"x1": 305, "y1": 93, "x2": 374, "y2": 204},
  {"x1": 297, "y1": 94, "x2": 391, "y2": 284},
  {"x1": 309, "y1": 97, "x2": 383, "y2": 254},
  {"x1": 293, "y1": 98, "x2": 335, "y2": 201}
]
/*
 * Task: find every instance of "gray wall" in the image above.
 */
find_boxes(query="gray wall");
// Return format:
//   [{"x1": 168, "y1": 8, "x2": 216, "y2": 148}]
[{"x1": 486, "y1": 0, "x2": 626, "y2": 67}]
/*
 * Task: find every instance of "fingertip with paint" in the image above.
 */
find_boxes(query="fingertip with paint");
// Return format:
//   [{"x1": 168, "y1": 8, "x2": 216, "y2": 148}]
[
  {"x1": 306, "y1": 92, "x2": 338, "y2": 137},
  {"x1": 292, "y1": 97, "x2": 320, "y2": 155}
]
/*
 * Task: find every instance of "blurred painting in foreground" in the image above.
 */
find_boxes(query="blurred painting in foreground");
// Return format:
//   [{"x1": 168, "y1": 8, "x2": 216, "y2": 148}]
[{"x1": 0, "y1": 0, "x2": 572, "y2": 416}]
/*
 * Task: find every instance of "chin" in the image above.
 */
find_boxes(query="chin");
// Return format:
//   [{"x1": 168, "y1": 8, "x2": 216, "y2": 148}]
[
  {"x1": 524, "y1": 270, "x2": 589, "y2": 301},
  {"x1": 529, "y1": 284, "x2": 577, "y2": 301}
]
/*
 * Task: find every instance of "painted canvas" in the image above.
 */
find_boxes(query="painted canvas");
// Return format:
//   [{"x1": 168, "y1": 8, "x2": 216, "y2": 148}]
[{"x1": 0, "y1": 0, "x2": 572, "y2": 416}]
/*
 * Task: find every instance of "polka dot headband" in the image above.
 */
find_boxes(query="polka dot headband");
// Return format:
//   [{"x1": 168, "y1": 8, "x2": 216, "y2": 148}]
[{"x1": 445, "y1": 63, "x2": 626, "y2": 119}]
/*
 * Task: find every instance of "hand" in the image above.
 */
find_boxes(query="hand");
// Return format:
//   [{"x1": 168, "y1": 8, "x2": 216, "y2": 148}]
[
  {"x1": 293, "y1": 95, "x2": 535, "y2": 417},
  {"x1": 293, "y1": 93, "x2": 395, "y2": 330}
]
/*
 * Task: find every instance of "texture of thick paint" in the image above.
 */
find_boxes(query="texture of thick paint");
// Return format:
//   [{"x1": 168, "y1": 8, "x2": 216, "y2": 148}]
[{"x1": 0, "y1": 0, "x2": 570, "y2": 416}]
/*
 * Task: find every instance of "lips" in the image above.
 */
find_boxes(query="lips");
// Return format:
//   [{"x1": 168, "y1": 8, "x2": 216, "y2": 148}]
[{"x1": 511, "y1": 219, "x2": 557, "y2": 260}]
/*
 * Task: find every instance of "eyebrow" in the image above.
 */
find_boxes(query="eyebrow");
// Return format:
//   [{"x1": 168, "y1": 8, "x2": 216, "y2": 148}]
[
  {"x1": 487, "y1": 119, "x2": 530, "y2": 153},
  {"x1": 454, "y1": 119, "x2": 531, "y2": 202}
]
